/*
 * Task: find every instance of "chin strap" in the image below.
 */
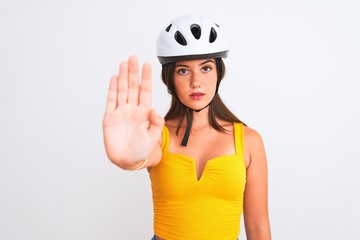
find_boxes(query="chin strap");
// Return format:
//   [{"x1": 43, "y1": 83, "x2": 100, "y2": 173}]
[
  {"x1": 180, "y1": 113, "x2": 193, "y2": 146},
  {"x1": 180, "y1": 104, "x2": 210, "y2": 147}
]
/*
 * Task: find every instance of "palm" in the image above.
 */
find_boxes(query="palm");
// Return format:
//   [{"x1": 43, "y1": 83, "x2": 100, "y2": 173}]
[{"x1": 103, "y1": 56, "x2": 164, "y2": 166}]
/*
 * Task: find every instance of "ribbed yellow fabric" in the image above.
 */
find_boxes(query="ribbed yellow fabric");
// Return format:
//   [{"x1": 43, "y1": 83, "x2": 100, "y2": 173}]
[{"x1": 149, "y1": 123, "x2": 246, "y2": 240}]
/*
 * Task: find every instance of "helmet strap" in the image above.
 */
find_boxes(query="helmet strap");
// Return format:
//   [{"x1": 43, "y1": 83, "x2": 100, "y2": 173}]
[
  {"x1": 180, "y1": 102, "x2": 211, "y2": 147},
  {"x1": 180, "y1": 112, "x2": 193, "y2": 146}
]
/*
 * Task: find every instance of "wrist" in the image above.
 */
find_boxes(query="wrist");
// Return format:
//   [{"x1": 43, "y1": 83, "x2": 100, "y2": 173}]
[{"x1": 130, "y1": 158, "x2": 148, "y2": 171}]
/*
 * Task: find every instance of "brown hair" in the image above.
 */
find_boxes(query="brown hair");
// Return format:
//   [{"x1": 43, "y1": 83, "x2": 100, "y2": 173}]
[{"x1": 161, "y1": 58, "x2": 245, "y2": 135}]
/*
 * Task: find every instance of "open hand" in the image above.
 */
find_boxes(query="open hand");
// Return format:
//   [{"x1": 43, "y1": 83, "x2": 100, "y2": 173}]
[{"x1": 103, "y1": 56, "x2": 164, "y2": 169}]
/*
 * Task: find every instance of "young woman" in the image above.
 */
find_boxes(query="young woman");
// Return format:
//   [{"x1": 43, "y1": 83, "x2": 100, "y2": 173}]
[{"x1": 103, "y1": 15, "x2": 271, "y2": 240}]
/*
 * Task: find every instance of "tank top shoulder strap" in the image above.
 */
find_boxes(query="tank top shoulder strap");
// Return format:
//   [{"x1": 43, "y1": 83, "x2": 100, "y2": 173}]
[
  {"x1": 234, "y1": 122, "x2": 245, "y2": 157},
  {"x1": 161, "y1": 126, "x2": 170, "y2": 152}
]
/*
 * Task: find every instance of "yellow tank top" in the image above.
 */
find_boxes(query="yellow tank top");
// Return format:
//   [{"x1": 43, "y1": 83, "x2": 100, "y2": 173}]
[{"x1": 149, "y1": 123, "x2": 246, "y2": 240}]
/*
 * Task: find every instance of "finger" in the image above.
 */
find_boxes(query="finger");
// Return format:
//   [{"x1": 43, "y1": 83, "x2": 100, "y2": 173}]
[
  {"x1": 139, "y1": 63, "x2": 152, "y2": 107},
  {"x1": 105, "y1": 75, "x2": 118, "y2": 112},
  {"x1": 127, "y1": 55, "x2": 140, "y2": 105},
  {"x1": 117, "y1": 61, "x2": 128, "y2": 106}
]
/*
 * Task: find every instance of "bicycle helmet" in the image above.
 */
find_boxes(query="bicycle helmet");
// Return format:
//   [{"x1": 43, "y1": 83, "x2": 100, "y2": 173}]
[{"x1": 157, "y1": 15, "x2": 229, "y2": 64}]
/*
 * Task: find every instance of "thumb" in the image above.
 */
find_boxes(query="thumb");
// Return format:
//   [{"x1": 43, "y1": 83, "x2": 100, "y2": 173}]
[{"x1": 148, "y1": 109, "x2": 164, "y2": 140}]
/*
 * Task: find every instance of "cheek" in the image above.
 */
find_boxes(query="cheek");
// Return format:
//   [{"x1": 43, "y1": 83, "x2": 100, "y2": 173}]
[
  {"x1": 208, "y1": 76, "x2": 218, "y2": 92},
  {"x1": 173, "y1": 77, "x2": 188, "y2": 93},
  {"x1": 173, "y1": 79, "x2": 180, "y2": 91},
  {"x1": 172, "y1": 80, "x2": 184, "y2": 99}
]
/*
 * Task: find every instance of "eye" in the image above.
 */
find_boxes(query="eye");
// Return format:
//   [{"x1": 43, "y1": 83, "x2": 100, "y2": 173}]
[
  {"x1": 202, "y1": 66, "x2": 212, "y2": 73},
  {"x1": 177, "y1": 68, "x2": 188, "y2": 75}
]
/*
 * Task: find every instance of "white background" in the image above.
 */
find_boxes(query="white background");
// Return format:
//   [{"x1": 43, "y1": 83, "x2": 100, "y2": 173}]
[{"x1": 1, "y1": 0, "x2": 359, "y2": 239}]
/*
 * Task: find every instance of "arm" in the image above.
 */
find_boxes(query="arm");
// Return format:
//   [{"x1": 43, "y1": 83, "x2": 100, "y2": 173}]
[
  {"x1": 103, "y1": 55, "x2": 164, "y2": 170},
  {"x1": 243, "y1": 126, "x2": 271, "y2": 240}
]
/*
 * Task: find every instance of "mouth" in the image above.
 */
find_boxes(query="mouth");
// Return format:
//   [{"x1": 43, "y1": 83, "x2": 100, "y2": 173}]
[
  {"x1": 190, "y1": 92, "x2": 205, "y2": 100},
  {"x1": 190, "y1": 92, "x2": 205, "y2": 97}
]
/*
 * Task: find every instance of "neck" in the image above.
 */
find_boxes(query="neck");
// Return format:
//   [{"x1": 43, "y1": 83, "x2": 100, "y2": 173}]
[
  {"x1": 190, "y1": 107, "x2": 211, "y2": 130},
  {"x1": 167, "y1": 105, "x2": 211, "y2": 129}
]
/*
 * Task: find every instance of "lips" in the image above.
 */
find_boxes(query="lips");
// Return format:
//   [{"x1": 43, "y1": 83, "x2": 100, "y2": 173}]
[
  {"x1": 190, "y1": 92, "x2": 205, "y2": 100},
  {"x1": 190, "y1": 92, "x2": 204, "y2": 97}
]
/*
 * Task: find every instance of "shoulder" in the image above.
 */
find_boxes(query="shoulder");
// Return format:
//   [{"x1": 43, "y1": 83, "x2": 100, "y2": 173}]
[
  {"x1": 243, "y1": 125, "x2": 264, "y2": 147},
  {"x1": 242, "y1": 125, "x2": 267, "y2": 168}
]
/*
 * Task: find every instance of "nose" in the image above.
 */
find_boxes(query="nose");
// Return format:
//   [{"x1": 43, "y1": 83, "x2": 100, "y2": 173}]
[{"x1": 190, "y1": 72, "x2": 201, "y2": 90}]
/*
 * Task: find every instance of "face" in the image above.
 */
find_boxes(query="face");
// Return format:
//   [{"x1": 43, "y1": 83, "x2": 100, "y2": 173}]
[{"x1": 173, "y1": 58, "x2": 218, "y2": 111}]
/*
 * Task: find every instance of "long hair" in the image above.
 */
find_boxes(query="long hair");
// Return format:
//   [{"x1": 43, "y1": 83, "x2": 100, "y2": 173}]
[{"x1": 161, "y1": 58, "x2": 245, "y2": 135}]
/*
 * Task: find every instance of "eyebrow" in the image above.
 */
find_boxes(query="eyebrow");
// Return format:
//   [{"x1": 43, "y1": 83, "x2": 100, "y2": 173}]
[{"x1": 175, "y1": 59, "x2": 215, "y2": 68}]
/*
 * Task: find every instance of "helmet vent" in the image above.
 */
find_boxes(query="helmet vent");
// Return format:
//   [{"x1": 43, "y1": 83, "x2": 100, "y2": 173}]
[
  {"x1": 165, "y1": 24, "x2": 172, "y2": 32},
  {"x1": 190, "y1": 24, "x2": 201, "y2": 39},
  {"x1": 174, "y1": 31, "x2": 187, "y2": 46},
  {"x1": 209, "y1": 27, "x2": 217, "y2": 43}
]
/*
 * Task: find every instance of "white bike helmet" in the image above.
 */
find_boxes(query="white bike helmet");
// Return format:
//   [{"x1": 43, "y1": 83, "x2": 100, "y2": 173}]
[{"x1": 157, "y1": 15, "x2": 229, "y2": 64}]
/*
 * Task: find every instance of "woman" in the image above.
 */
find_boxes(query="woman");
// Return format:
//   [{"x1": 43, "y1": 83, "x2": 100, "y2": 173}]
[{"x1": 103, "y1": 15, "x2": 271, "y2": 240}]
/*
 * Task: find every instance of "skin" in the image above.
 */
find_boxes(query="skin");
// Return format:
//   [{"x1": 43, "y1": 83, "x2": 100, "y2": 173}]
[{"x1": 103, "y1": 55, "x2": 271, "y2": 239}]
